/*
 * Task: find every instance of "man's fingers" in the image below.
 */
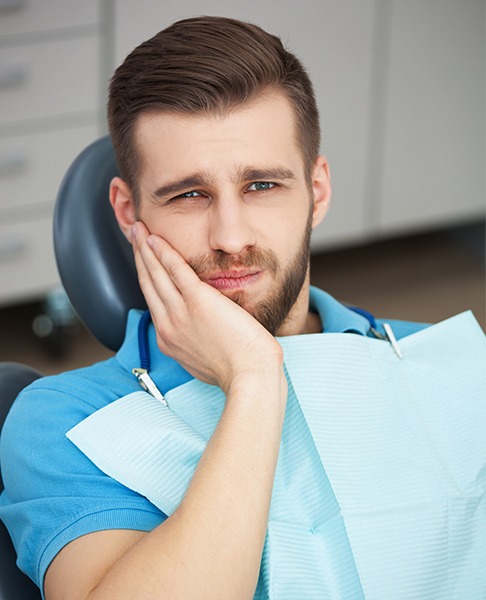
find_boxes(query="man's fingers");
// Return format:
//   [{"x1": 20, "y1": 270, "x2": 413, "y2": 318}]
[
  {"x1": 133, "y1": 244, "x2": 162, "y2": 305},
  {"x1": 132, "y1": 223, "x2": 213, "y2": 346},
  {"x1": 132, "y1": 236, "x2": 180, "y2": 330},
  {"x1": 132, "y1": 221, "x2": 205, "y2": 300},
  {"x1": 132, "y1": 223, "x2": 184, "y2": 308}
]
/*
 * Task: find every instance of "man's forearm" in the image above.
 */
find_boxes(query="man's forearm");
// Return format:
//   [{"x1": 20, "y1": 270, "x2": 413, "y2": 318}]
[{"x1": 87, "y1": 368, "x2": 287, "y2": 600}]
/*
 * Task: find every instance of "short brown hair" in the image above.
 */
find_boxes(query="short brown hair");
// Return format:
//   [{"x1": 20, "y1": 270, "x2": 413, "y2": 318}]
[{"x1": 108, "y1": 16, "x2": 320, "y2": 201}]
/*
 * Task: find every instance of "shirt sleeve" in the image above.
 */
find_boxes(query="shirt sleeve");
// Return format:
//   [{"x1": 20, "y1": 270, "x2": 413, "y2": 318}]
[{"x1": 0, "y1": 375, "x2": 167, "y2": 593}]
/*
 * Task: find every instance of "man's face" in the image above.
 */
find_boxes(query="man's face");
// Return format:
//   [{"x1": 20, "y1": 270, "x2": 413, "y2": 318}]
[{"x1": 129, "y1": 91, "x2": 329, "y2": 335}]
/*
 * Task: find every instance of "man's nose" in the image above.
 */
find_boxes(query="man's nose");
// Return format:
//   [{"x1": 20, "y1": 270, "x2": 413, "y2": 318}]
[{"x1": 208, "y1": 198, "x2": 257, "y2": 255}]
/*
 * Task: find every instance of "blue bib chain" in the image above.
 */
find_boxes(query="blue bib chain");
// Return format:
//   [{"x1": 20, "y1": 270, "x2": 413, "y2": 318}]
[{"x1": 349, "y1": 306, "x2": 403, "y2": 358}]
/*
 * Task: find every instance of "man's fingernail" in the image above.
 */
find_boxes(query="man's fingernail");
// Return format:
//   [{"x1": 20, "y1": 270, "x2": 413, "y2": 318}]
[{"x1": 147, "y1": 236, "x2": 155, "y2": 249}]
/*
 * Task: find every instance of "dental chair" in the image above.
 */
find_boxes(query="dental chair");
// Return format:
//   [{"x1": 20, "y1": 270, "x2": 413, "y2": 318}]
[{"x1": 0, "y1": 136, "x2": 142, "y2": 598}]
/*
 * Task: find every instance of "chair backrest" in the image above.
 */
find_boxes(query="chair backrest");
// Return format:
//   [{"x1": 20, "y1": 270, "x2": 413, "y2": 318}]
[
  {"x1": 0, "y1": 363, "x2": 42, "y2": 599},
  {"x1": 53, "y1": 136, "x2": 147, "y2": 351}
]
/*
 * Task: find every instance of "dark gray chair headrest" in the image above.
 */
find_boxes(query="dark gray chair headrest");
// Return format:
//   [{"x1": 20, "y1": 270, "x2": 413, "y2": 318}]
[{"x1": 54, "y1": 137, "x2": 147, "y2": 351}]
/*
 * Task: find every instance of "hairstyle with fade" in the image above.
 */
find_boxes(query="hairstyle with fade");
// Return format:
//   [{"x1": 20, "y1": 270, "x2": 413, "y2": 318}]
[{"x1": 108, "y1": 16, "x2": 320, "y2": 204}]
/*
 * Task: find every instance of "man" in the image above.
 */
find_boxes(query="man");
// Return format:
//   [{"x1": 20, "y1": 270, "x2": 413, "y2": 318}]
[{"x1": 1, "y1": 16, "x2": 484, "y2": 600}]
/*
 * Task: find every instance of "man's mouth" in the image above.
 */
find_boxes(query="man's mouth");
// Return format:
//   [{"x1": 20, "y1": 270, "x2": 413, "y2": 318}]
[{"x1": 203, "y1": 269, "x2": 262, "y2": 290}]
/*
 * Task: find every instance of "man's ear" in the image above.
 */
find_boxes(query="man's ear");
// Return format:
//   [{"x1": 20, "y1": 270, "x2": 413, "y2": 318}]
[
  {"x1": 310, "y1": 156, "x2": 331, "y2": 229},
  {"x1": 109, "y1": 177, "x2": 137, "y2": 242}
]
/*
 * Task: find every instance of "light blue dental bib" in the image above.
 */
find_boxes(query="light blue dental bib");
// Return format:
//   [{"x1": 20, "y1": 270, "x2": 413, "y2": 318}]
[{"x1": 67, "y1": 311, "x2": 486, "y2": 598}]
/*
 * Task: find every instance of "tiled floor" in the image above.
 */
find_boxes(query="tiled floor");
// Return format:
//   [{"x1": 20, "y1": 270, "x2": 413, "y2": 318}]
[{"x1": 0, "y1": 222, "x2": 484, "y2": 376}]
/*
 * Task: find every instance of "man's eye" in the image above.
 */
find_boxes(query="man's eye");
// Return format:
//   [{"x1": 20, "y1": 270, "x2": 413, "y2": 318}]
[
  {"x1": 172, "y1": 190, "x2": 202, "y2": 200},
  {"x1": 247, "y1": 181, "x2": 275, "y2": 192}
]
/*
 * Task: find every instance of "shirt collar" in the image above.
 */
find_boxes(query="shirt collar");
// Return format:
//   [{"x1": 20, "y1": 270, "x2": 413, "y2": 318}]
[{"x1": 309, "y1": 286, "x2": 371, "y2": 335}]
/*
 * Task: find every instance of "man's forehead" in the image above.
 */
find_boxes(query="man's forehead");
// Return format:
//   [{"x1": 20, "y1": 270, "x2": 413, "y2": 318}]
[
  {"x1": 134, "y1": 91, "x2": 300, "y2": 149},
  {"x1": 132, "y1": 91, "x2": 306, "y2": 189}
]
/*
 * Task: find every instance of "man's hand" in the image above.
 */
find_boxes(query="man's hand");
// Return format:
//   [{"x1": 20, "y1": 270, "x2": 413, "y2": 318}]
[{"x1": 131, "y1": 221, "x2": 283, "y2": 393}]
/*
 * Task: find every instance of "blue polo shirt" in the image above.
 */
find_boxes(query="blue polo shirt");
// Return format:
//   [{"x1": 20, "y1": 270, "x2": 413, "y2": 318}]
[{"x1": 0, "y1": 287, "x2": 426, "y2": 592}]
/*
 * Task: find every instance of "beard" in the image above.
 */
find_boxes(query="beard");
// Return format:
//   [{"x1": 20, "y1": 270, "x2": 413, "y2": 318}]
[{"x1": 189, "y1": 207, "x2": 313, "y2": 335}]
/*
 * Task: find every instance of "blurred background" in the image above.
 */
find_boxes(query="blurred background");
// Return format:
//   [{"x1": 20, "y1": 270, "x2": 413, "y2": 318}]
[{"x1": 0, "y1": 0, "x2": 484, "y2": 374}]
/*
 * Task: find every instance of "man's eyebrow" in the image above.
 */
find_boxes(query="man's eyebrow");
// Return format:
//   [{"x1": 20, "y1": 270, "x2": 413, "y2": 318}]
[
  {"x1": 237, "y1": 166, "x2": 297, "y2": 182},
  {"x1": 152, "y1": 174, "x2": 211, "y2": 199}
]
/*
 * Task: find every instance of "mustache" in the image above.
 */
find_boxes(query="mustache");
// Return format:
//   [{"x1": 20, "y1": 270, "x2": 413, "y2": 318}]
[{"x1": 188, "y1": 247, "x2": 279, "y2": 277}]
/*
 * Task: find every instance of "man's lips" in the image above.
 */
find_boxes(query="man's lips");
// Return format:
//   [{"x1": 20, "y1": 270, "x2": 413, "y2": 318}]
[{"x1": 203, "y1": 269, "x2": 262, "y2": 290}]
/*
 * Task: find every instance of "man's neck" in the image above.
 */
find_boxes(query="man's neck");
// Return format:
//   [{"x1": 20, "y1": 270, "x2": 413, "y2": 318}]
[
  {"x1": 304, "y1": 310, "x2": 322, "y2": 334},
  {"x1": 275, "y1": 280, "x2": 322, "y2": 337}
]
